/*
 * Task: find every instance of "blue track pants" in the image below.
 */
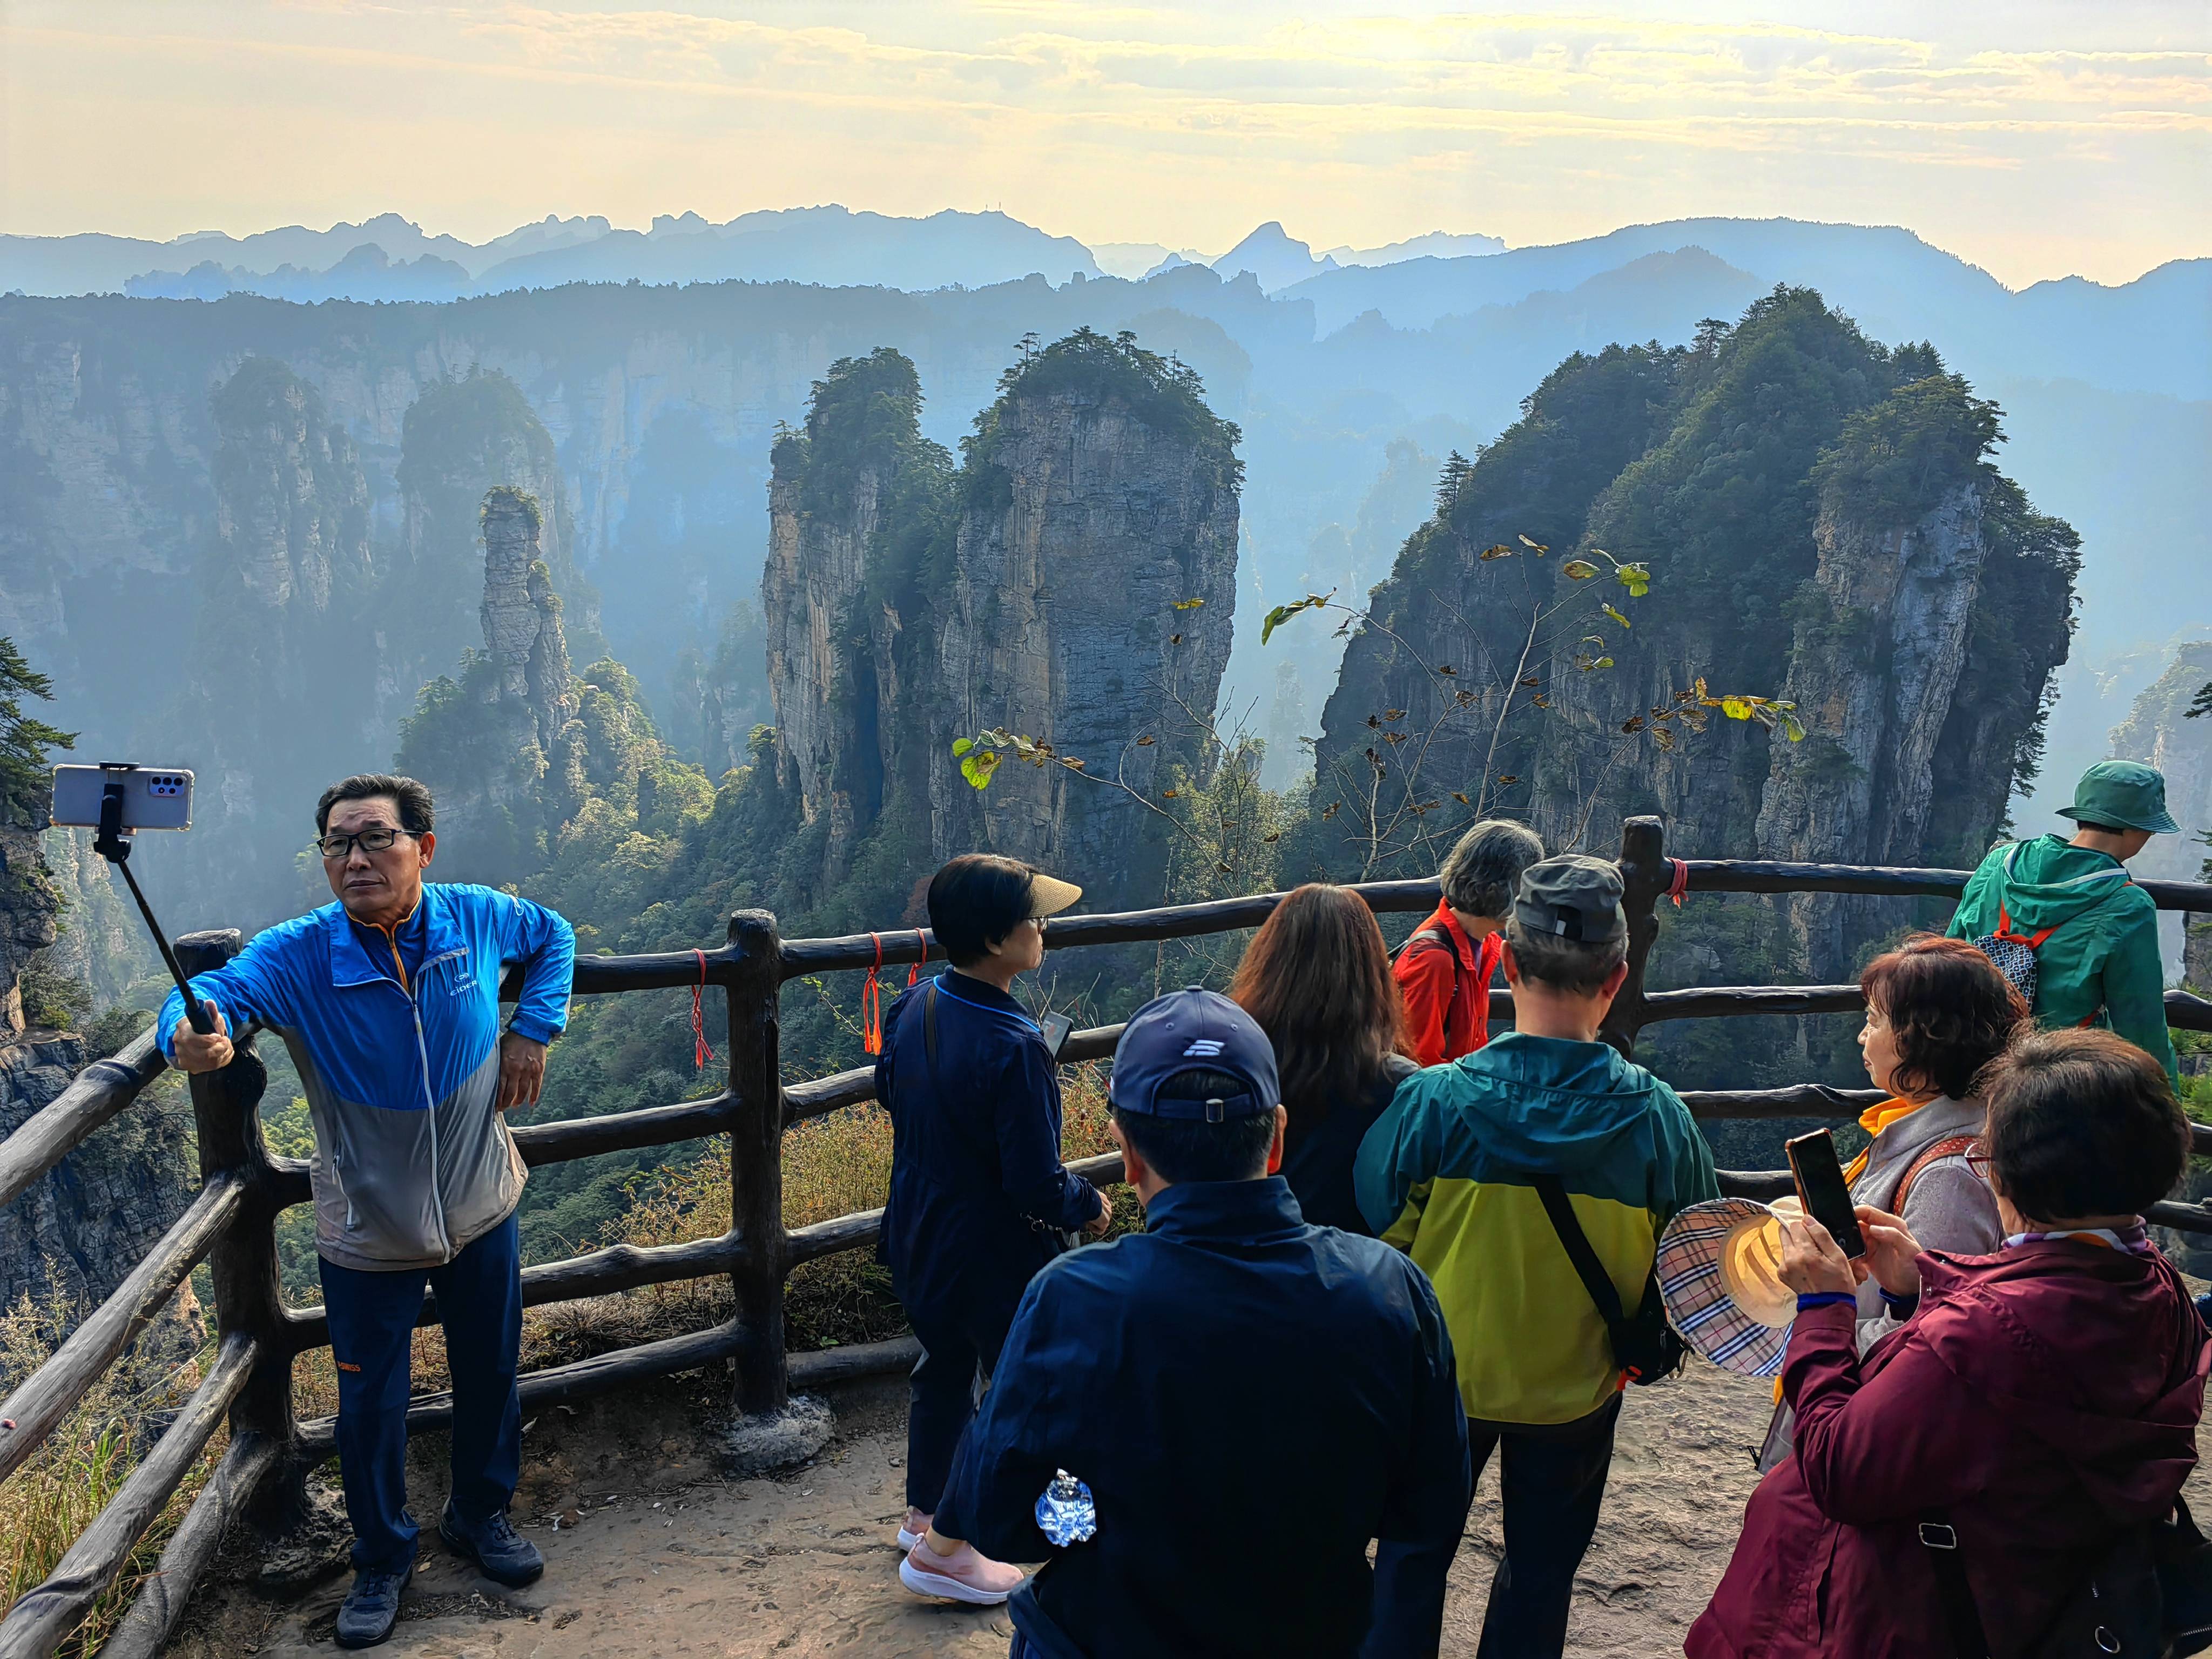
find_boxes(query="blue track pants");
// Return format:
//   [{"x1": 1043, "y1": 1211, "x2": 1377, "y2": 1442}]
[{"x1": 318, "y1": 1211, "x2": 523, "y2": 1572}]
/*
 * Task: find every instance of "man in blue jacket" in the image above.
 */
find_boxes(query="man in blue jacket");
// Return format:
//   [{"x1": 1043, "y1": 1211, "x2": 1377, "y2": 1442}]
[
  {"x1": 931, "y1": 988, "x2": 1472, "y2": 1657},
  {"x1": 160, "y1": 773, "x2": 574, "y2": 1648}
]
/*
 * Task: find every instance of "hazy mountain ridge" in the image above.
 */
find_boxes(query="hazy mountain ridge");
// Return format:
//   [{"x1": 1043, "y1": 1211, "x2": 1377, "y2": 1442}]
[{"x1": 1, "y1": 213, "x2": 2201, "y2": 913}]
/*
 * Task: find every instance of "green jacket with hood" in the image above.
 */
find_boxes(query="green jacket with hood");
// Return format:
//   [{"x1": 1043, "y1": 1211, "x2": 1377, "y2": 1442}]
[
  {"x1": 1354, "y1": 1032, "x2": 1719, "y2": 1426},
  {"x1": 1946, "y1": 834, "x2": 2176, "y2": 1085}
]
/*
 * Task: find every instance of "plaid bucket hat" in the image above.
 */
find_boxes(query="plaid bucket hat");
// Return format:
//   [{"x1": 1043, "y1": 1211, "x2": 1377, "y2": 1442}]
[{"x1": 1656, "y1": 1197, "x2": 1800, "y2": 1379}]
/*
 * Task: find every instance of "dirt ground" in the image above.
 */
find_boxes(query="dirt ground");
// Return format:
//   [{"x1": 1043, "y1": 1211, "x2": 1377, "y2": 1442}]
[{"x1": 165, "y1": 1359, "x2": 1813, "y2": 1658}]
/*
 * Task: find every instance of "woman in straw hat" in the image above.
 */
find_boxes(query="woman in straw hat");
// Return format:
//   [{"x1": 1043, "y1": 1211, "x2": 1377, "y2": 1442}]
[{"x1": 1755, "y1": 934, "x2": 2021, "y2": 1469}]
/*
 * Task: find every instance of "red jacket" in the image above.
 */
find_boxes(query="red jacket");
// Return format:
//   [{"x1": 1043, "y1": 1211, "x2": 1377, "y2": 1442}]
[
  {"x1": 1687, "y1": 1239, "x2": 2209, "y2": 1658},
  {"x1": 1394, "y1": 903, "x2": 1502, "y2": 1068}
]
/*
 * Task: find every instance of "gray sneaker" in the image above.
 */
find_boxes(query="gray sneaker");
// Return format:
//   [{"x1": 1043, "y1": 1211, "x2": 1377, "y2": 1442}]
[
  {"x1": 334, "y1": 1562, "x2": 413, "y2": 1649},
  {"x1": 439, "y1": 1502, "x2": 545, "y2": 1587}
]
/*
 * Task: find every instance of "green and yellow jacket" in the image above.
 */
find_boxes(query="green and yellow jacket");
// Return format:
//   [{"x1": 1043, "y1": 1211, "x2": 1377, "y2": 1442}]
[
  {"x1": 1946, "y1": 835, "x2": 2177, "y2": 1087},
  {"x1": 1354, "y1": 1032, "x2": 1719, "y2": 1426}
]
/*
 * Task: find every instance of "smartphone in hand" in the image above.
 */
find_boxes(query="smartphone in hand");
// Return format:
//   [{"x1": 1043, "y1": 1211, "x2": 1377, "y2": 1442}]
[
  {"x1": 1785, "y1": 1128, "x2": 1866, "y2": 1259},
  {"x1": 1040, "y1": 1011, "x2": 1074, "y2": 1063}
]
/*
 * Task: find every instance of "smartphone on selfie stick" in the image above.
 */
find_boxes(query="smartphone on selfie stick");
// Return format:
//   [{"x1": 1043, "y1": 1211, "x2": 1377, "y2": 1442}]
[
  {"x1": 49, "y1": 763, "x2": 217, "y2": 1037},
  {"x1": 1785, "y1": 1128, "x2": 1866, "y2": 1259}
]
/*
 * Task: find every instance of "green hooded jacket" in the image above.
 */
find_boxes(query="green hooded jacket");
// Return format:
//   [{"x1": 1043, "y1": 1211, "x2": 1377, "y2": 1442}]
[{"x1": 1946, "y1": 835, "x2": 2176, "y2": 1085}]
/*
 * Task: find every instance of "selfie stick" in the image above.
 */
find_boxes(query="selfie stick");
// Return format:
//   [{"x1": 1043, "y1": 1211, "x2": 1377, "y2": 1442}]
[{"x1": 90, "y1": 764, "x2": 217, "y2": 1037}]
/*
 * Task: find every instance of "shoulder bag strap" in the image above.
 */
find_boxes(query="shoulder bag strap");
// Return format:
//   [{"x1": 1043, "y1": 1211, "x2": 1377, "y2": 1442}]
[
  {"x1": 1892, "y1": 1135, "x2": 1982, "y2": 1218},
  {"x1": 1531, "y1": 1173, "x2": 1628, "y2": 1327},
  {"x1": 1917, "y1": 1514, "x2": 1994, "y2": 1658},
  {"x1": 923, "y1": 978, "x2": 941, "y2": 1090}
]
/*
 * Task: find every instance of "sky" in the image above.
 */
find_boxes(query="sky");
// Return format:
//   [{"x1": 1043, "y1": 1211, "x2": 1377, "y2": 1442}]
[{"x1": 3, "y1": 1, "x2": 2207, "y2": 287}]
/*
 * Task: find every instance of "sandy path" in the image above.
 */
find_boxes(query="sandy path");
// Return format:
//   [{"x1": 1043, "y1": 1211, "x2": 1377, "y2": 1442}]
[{"x1": 172, "y1": 1361, "x2": 1805, "y2": 1657}]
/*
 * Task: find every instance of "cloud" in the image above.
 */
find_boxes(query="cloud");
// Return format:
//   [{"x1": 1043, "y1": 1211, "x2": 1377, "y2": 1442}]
[{"x1": 2, "y1": 2, "x2": 2204, "y2": 285}]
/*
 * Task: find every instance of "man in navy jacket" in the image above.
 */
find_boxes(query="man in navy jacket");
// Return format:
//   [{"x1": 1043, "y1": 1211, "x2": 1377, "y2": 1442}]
[
  {"x1": 161, "y1": 773, "x2": 574, "y2": 1648},
  {"x1": 932, "y1": 988, "x2": 1472, "y2": 1657}
]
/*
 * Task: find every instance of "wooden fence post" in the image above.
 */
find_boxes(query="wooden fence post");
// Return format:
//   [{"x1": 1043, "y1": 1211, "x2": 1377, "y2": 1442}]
[
  {"x1": 172, "y1": 930, "x2": 302, "y2": 1529},
  {"x1": 723, "y1": 909, "x2": 788, "y2": 1417},
  {"x1": 1601, "y1": 816, "x2": 1668, "y2": 1060}
]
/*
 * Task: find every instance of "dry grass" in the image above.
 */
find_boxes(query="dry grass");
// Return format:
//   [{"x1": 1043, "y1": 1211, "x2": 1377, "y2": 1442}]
[
  {"x1": 0, "y1": 1286, "x2": 221, "y2": 1654},
  {"x1": 11, "y1": 1064, "x2": 1125, "y2": 1648}
]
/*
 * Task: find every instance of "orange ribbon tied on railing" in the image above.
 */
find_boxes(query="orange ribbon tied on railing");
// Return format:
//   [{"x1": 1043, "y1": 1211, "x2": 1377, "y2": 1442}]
[
  {"x1": 690, "y1": 949, "x2": 715, "y2": 1071},
  {"x1": 909, "y1": 928, "x2": 927, "y2": 990},
  {"x1": 1665, "y1": 858, "x2": 1690, "y2": 909},
  {"x1": 862, "y1": 934, "x2": 887, "y2": 1056}
]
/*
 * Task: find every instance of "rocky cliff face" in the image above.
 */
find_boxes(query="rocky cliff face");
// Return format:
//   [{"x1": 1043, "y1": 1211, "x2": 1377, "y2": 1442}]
[
  {"x1": 177, "y1": 357, "x2": 376, "y2": 921},
  {"x1": 1755, "y1": 387, "x2": 2080, "y2": 974},
  {"x1": 1304, "y1": 290, "x2": 2078, "y2": 982},
  {"x1": 390, "y1": 369, "x2": 601, "y2": 731},
  {"x1": 0, "y1": 771, "x2": 193, "y2": 1313},
  {"x1": 0, "y1": 819, "x2": 59, "y2": 1039},
  {"x1": 2109, "y1": 641, "x2": 2212, "y2": 888},
  {"x1": 0, "y1": 1035, "x2": 196, "y2": 1313},
  {"x1": 396, "y1": 488, "x2": 583, "y2": 884},
  {"x1": 925, "y1": 348, "x2": 1242, "y2": 905},
  {"x1": 757, "y1": 332, "x2": 1242, "y2": 917},
  {"x1": 761, "y1": 348, "x2": 952, "y2": 902},
  {"x1": 2108, "y1": 640, "x2": 2212, "y2": 977}
]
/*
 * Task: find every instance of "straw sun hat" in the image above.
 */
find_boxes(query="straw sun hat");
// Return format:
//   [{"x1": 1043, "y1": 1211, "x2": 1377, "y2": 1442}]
[{"x1": 1656, "y1": 1197, "x2": 1809, "y2": 1379}]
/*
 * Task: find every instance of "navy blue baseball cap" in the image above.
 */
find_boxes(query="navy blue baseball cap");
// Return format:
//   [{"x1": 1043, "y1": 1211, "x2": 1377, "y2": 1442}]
[{"x1": 1108, "y1": 987, "x2": 1280, "y2": 1123}]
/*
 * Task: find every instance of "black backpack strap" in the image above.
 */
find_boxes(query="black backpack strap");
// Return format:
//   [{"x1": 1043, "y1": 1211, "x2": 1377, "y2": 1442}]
[
  {"x1": 1531, "y1": 1174, "x2": 1627, "y2": 1327},
  {"x1": 1917, "y1": 1514, "x2": 1993, "y2": 1658}
]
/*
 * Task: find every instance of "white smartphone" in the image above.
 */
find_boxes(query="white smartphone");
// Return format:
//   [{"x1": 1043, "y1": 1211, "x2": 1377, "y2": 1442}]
[{"x1": 50, "y1": 765, "x2": 195, "y2": 832}]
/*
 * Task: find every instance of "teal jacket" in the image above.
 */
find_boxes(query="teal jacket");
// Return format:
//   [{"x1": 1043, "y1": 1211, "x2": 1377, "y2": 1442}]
[
  {"x1": 1947, "y1": 835, "x2": 2176, "y2": 1086},
  {"x1": 1354, "y1": 1033, "x2": 1719, "y2": 1425}
]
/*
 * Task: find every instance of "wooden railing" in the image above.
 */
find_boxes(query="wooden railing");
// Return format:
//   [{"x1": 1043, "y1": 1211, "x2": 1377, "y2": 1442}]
[{"x1": 1, "y1": 815, "x2": 2208, "y2": 1657}]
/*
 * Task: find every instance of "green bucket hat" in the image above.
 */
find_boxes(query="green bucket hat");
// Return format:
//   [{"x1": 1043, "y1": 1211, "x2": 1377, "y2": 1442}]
[{"x1": 2058, "y1": 759, "x2": 2180, "y2": 835}]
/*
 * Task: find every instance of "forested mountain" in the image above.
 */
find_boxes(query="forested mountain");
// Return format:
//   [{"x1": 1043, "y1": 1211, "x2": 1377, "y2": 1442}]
[{"x1": 1292, "y1": 289, "x2": 2078, "y2": 995}]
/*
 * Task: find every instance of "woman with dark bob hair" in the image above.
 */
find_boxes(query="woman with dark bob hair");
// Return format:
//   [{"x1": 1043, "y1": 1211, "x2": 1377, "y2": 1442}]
[
  {"x1": 1229, "y1": 884, "x2": 1417, "y2": 1233},
  {"x1": 1757, "y1": 934, "x2": 2023, "y2": 1467},
  {"x1": 880, "y1": 854, "x2": 1111, "y2": 1606},
  {"x1": 1690, "y1": 1027, "x2": 2208, "y2": 1658}
]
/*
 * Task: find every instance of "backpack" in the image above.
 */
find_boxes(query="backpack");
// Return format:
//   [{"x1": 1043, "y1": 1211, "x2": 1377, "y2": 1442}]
[
  {"x1": 1972, "y1": 902, "x2": 2059, "y2": 1005},
  {"x1": 1394, "y1": 925, "x2": 1463, "y2": 996},
  {"x1": 1531, "y1": 1174, "x2": 1687, "y2": 1387},
  {"x1": 1920, "y1": 1495, "x2": 2212, "y2": 1657},
  {"x1": 1967, "y1": 842, "x2": 2133, "y2": 1009}
]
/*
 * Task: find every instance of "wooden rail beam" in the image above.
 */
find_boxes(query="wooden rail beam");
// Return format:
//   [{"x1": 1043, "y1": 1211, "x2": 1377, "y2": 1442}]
[
  {"x1": 0, "y1": 1029, "x2": 166, "y2": 1212},
  {"x1": 0, "y1": 1331, "x2": 256, "y2": 1659},
  {"x1": 295, "y1": 1319, "x2": 749, "y2": 1463},
  {"x1": 283, "y1": 1230, "x2": 753, "y2": 1353},
  {"x1": 509, "y1": 1093, "x2": 734, "y2": 1166},
  {"x1": 98, "y1": 1431, "x2": 284, "y2": 1659},
  {"x1": 173, "y1": 930, "x2": 302, "y2": 1533},
  {"x1": 0, "y1": 1170, "x2": 246, "y2": 1489}
]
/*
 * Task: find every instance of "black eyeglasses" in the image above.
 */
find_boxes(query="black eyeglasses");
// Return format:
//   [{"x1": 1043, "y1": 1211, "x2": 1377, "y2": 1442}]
[{"x1": 317, "y1": 827, "x2": 415, "y2": 860}]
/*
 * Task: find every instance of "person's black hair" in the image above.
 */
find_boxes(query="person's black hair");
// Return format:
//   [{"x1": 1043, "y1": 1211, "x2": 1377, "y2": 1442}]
[
  {"x1": 1110, "y1": 1068, "x2": 1277, "y2": 1183},
  {"x1": 1502, "y1": 918, "x2": 1625, "y2": 996},
  {"x1": 316, "y1": 774, "x2": 435, "y2": 838},
  {"x1": 927, "y1": 854, "x2": 1037, "y2": 968},
  {"x1": 1982, "y1": 1027, "x2": 2189, "y2": 1221}
]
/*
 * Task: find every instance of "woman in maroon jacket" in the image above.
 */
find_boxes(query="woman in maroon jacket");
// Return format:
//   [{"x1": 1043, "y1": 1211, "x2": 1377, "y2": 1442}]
[{"x1": 1687, "y1": 1027, "x2": 2208, "y2": 1658}]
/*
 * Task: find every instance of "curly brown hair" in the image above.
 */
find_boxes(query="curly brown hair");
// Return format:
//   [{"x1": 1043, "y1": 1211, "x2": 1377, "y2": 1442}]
[
  {"x1": 1859, "y1": 933, "x2": 2029, "y2": 1102},
  {"x1": 1229, "y1": 884, "x2": 1414, "y2": 1152}
]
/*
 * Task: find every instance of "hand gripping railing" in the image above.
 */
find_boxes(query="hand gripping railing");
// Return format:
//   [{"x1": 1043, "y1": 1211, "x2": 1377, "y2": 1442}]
[{"x1": 1, "y1": 823, "x2": 2209, "y2": 1655}]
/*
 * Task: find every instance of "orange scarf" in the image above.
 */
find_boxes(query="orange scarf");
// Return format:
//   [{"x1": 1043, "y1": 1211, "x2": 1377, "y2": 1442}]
[{"x1": 1843, "y1": 1096, "x2": 1926, "y2": 1185}]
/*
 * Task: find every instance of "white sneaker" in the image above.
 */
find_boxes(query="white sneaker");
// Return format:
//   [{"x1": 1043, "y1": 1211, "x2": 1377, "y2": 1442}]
[
  {"x1": 899, "y1": 1538, "x2": 1024, "y2": 1606},
  {"x1": 896, "y1": 1507, "x2": 931, "y2": 1550}
]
